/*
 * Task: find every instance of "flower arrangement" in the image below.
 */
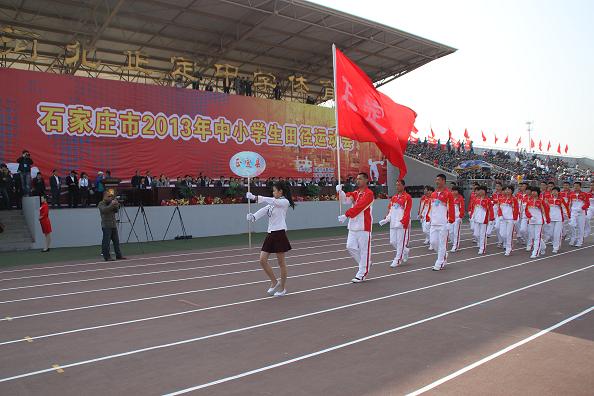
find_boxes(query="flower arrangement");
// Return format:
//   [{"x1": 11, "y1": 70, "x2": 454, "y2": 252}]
[{"x1": 160, "y1": 194, "x2": 342, "y2": 206}]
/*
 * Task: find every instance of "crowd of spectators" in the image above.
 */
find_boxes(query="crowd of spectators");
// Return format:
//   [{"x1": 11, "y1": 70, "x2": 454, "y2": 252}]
[{"x1": 406, "y1": 140, "x2": 593, "y2": 184}]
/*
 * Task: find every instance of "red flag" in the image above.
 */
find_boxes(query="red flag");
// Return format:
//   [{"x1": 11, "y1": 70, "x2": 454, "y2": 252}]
[
  {"x1": 431, "y1": 128, "x2": 436, "y2": 138},
  {"x1": 530, "y1": 139, "x2": 535, "y2": 149},
  {"x1": 481, "y1": 130, "x2": 487, "y2": 142},
  {"x1": 538, "y1": 140, "x2": 542, "y2": 151},
  {"x1": 547, "y1": 141, "x2": 551, "y2": 151},
  {"x1": 516, "y1": 137, "x2": 522, "y2": 147},
  {"x1": 565, "y1": 144, "x2": 568, "y2": 154},
  {"x1": 464, "y1": 129, "x2": 470, "y2": 139},
  {"x1": 494, "y1": 133, "x2": 498, "y2": 144},
  {"x1": 557, "y1": 143, "x2": 561, "y2": 154},
  {"x1": 448, "y1": 129, "x2": 452, "y2": 140},
  {"x1": 334, "y1": 46, "x2": 416, "y2": 177},
  {"x1": 504, "y1": 135, "x2": 509, "y2": 144}
]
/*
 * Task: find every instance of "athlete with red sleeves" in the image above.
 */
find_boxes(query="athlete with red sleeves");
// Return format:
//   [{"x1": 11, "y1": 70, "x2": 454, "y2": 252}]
[
  {"x1": 336, "y1": 172, "x2": 375, "y2": 283},
  {"x1": 567, "y1": 181, "x2": 590, "y2": 247},
  {"x1": 449, "y1": 186, "x2": 465, "y2": 252},
  {"x1": 525, "y1": 186, "x2": 551, "y2": 258},
  {"x1": 379, "y1": 179, "x2": 412, "y2": 268},
  {"x1": 546, "y1": 187, "x2": 569, "y2": 253},
  {"x1": 558, "y1": 181, "x2": 572, "y2": 241},
  {"x1": 498, "y1": 185, "x2": 519, "y2": 256},
  {"x1": 491, "y1": 181, "x2": 505, "y2": 247},
  {"x1": 472, "y1": 186, "x2": 495, "y2": 255},
  {"x1": 426, "y1": 174, "x2": 455, "y2": 271}
]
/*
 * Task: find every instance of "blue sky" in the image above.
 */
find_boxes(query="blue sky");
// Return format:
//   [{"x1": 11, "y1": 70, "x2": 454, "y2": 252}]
[{"x1": 312, "y1": 0, "x2": 594, "y2": 158}]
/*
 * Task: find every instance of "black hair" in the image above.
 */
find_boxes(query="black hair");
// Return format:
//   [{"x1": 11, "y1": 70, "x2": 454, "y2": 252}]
[
  {"x1": 547, "y1": 181, "x2": 555, "y2": 185},
  {"x1": 452, "y1": 186, "x2": 463, "y2": 194},
  {"x1": 552, "y1": 187, "x2": 560, "y2": 192},
  {"x1": 563, "y1": 181, "x2": 570, "y2": 185},
  {"x1": 425, "y1": 185, "x2": 435, "y2": 192},
  {"x1": 520, "y1": 182, "x2": 528, "y2": 186},
  {"x1": 479, "y1": 186, "x2": 488, "y2": 193},
  {"x1": 436, "y1": 173, "x2": 446, "y2": 180},
  {"x1": 504, "y1": 185, "x2": 515, "y2": 193},
  {"x1": 358, "y1": 172, "x2": 369, "y2": 180},
  {"x1": 273, "y1": 181, "x2": 295, "y2": 209},
  {"x1": 397, "y1": 179, "x2": 406, "y2": 186},
  {"x1": 532, "y1": 186, "x2": 541, "y2": 195},
  {"x1": 574, "y1": 181, "x2": 582, "y2": 187},
  {"x1": 495, "y1": 181, "x2": 503, "y2": 186}
]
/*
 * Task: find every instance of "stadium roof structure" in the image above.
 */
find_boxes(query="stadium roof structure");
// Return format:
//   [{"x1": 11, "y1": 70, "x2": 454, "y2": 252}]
[{"x1": 0, "y1": 0, "x2": 456, "y2": 99}]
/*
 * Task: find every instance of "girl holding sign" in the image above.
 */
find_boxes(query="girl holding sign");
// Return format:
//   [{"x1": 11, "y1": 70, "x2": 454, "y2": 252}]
[{"x1": 246, "y1": 181, "x2": 295, "y2": 297}]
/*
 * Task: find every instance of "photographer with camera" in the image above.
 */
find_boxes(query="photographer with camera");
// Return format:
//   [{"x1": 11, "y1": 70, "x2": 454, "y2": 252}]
[
  {"x1": 16, "y1": 150, "x2": 33, "y2": 196},
  {"x1": 98, "y1": 191, "x2": 126, "y2": 261}
]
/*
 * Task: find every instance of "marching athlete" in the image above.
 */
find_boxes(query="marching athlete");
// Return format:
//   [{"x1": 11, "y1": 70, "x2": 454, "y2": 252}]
[
  {"x1": 246, "y1": 181, "x2": 295, "y2": 297},
  {"x1": 585, "y1": 184, "x2": 593, "y2": 237},
  {"x1": 559, "y1": 181, "x2": 572, "y2": 241},
  {"x1": 449, "y1": 186, "x2": 465, "y2": 252},
  {"x1": 491, "y1": 181, "x2": 505, "y2": 247},
  {"x1": 336, "y1": 172, "x2": 375, "y2": 283},
  {"x1": 427, "y1": 174, "x2": 455, "y2": 271},
  {"x1": 525, "y1": 186, "x2": 551, "y2": 258},
  {"x1": 418, "y1": 186, "x2": 433, "y2": 247},
  {"x1": 472, "y1": 186, "x2": 494, "y2": 255},
  {"x1": 546, "y1": 187, "x2": 569, "y2": 253},
  {"x1": 379, "y1": 179, "x2": 412, "y2": 267},
  {"x1": 468, "y1": 182, "x2": 480, "y2": 244},
  {"x1": 516, "y1": 182, "x2": 530, "y2": 244},
  {"x1": 498, "y1": 185, "x2": 519, "y2": 256},
  {"x1": 568, "y1": 181, "x2": 590, "y2": 247}
]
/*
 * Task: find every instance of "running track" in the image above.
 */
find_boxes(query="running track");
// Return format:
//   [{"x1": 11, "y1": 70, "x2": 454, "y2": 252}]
[{"x1": 0, "y1": 227, "x2": 592, "y2": 395}]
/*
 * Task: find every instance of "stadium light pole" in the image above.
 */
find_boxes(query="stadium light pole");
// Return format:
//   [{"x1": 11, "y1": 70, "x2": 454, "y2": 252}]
[{"x1": 526, "y1": 121, "x2": 533, "y2": 153}]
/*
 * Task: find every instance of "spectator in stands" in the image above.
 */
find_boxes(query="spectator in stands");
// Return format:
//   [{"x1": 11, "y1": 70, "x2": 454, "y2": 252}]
[
  {"x1": 16, "y1": 150, "x2": 33, "y2": 196},
  {"x1": 145, "y1": 171, "x2": 154, "y2": 188},
  {"x1": 32, "y1": 172, "x2": 46, "y2": 197},
  {"x1": 50, "y1": 169, "x2": 61, "y2": 208},
  {"x1": 131, "y1": 170, "x2": 142, "y2": 189},
  {"x1": 95, "y1": 171, "x2": 105, "y2": 205},
  {"x1": 79, "y1": 172, "x2": 90, "y2": 207},
  {"x1": 273, "y1": 83, "x2": 282, "y2": 100},
  {"x1": 245, "y1": 78, "x2": 253, "y2": 96},
  {"x1": 66, "y1": 170, "x2": 79, "y2": 208},
  {"x1": 156, "y1": 174, "x2": 169, "y2": 187},
  {"x1": 215, "y1": 176, "x2": 225, "y2": 187},
  {"x1": 0, "y1": 164, "x2": 12, "y2": 210}
]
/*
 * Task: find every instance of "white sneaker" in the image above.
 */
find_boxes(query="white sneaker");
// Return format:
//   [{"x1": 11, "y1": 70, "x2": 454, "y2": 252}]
[
  {"x1": 432, "y1": 267, "x2": 441, "y2": 271},
  {"x1": 428, "y1": 246, "x2": 434, "y2": 251},
  {"x1": 450, "y1": 248, "x2": 457, "y2": 253},
  {"x1": 274, "y1": 289, "x2": 287, "y2": 297},
  {"x1": 351, "y1": 277, "x2": 364, "y2": 283},
  {"x1": 267, "y1": 282, "x2": 282, "y2": 296},
  {"x1": 497, "y1": 244, "x2": 502, "y2": 248},
  {"x1": 504, "y1": 252, "x2": 510, "y2": 256},
  {"x1": 552, "y1": 249, "x2": 558, "y2": 254},
  {"x1": 390, "y1": 260, "x2": 399, "y2": 268},
  {"x1": 530, "y1": 254, "x2": 537, "y2": 259},
  {"x1": 403, "y1": 250, "x2": 409, "y2": 262}
]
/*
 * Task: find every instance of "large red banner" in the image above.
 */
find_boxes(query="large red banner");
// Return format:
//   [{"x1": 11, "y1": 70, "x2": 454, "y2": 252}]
[{"x1": 0, "y1": 69, "x2": 386, "y2": 183}]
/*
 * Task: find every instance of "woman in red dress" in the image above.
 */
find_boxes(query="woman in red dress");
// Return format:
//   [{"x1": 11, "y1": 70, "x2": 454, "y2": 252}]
[{"x1": 39, "y1": 195, "x2": 52, "y2": 252}]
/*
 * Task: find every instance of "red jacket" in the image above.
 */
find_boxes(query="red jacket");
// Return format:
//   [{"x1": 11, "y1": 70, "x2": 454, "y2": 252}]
[
  {"x1": 454, "y1": 195, "x2": 465, "y2": 219},
  {"x1": 386, "y1": 191, "x2": 413, "y2": 229},
  {"x1": 525, "y1": 198, "x2": 551, "y2": 224},
  {"x1": 498, "y1": 196, "x2": 519, "y2": 221},
  {"x1": 473, "y1": 197, "x2": 495, "y2": 224},
  {"x1": 345, "y1": 188, "x2": 374, "y2": 232},
  {"x1": 426, "y1": 188, "x2": 455, "y2": 224}
]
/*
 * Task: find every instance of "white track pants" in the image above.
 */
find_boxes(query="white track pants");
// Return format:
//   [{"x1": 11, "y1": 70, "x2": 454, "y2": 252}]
[
  {"x1": 389, "y1": 227, "x2": 410, "y2": 266},
  {"x1": 500, "y1": 219, "x2": 515, "y2": 255},
  {"x1": 570, "y1": 210, "x2": 586, "y2": 247},
  {"x1": 529, "y1": 223, "x2": 546, "y2": 257},
  {"x1": 546, "y1": 221, "x2": 563, "y2": 252},
  {"x1": 430, "y1": 224, "x2": 449, "y2": 270},
  {"x1": 476, "y1": 223, "x2": 488, "y2": 254},
  {"x1": 421, "y1": 219, "x2": 430, "y2": 243},
  {"x1": 347, "y1": 230, "x2": 372, "y2": 279},
  {"x1": 449, "y1": 219, "x2": 462, "y2": 251}
]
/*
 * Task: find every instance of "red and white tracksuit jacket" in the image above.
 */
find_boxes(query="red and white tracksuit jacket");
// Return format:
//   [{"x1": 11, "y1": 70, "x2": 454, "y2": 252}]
[
  {"x1": 525, "y1": 198, "x2": 551, "y2": 256},
  {"x1": 426, "y1": 189, "x2": 455, "y2": 269},
  {"x1": 344, "y1": 188, "x2": 375, "y2": 231},
  {"x1": 498, "y1": 196, "x2": 519, "y2": 254},
  {"x1": 567, "y1": 191, "x2": 590, "y2": 246},
  {"x1": 450, "y1": 195, "x2": 465, "y2": 250},
  {"x1": 472, "y1": 197, "x2": 495, "y2": 254},
  {"x1": 545, "y1": 197, "x2": 569, "y2": 250},
  {"x1": 385, "y1": 192, "x2": 413, "y2": 265}
]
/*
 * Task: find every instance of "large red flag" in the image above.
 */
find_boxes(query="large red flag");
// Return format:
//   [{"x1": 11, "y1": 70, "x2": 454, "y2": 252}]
[
  {"x1": 538, "y1": 140, "x2": 542, "y2": 151},
  {"x1": 516, "y1": 137, "x2": 522, "y2": 147},
  {"x1": 481, "y1": 130, "x2": 487, "y2": 142},
  {"x1": 557, "y1": 143, "x2": 561, "y2": 154},
  {"x1": 565, "y1": 144, "x2": 568, "y2": 154},
  {"x1": 530, "y1": 139, "x2": 535, "y2": 149},
  {"x1": 547, "y1": 141, "x2": 551, "y2": 151},
  {"x1": 504, "y1": 135, "x2": 509, "y2": 144},
  {"x1": 334, "y1": 46, "x2": 416, "y2": 177},
  {"x1": 464, "y1": 129, "x2": 470, "y2": 140}
]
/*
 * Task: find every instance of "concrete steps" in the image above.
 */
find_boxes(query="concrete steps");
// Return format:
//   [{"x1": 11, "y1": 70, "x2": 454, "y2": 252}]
[{"x1": 0, "y1": 210, "x2": 33, "y2": 251}]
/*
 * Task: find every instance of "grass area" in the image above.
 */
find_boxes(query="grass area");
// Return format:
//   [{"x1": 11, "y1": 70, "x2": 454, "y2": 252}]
[{"x1": 0, "y1": 221, "x2": 421, "y2": 269}]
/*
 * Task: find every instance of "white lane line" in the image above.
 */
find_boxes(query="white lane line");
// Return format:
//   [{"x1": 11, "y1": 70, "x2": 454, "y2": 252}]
[
  {"x1": 0, "y1": 236, "x2": 476, "y2": 306},
  {"x1": 0, "y1": 237, "x2": 479, "y2": 316},
  {"x1": 0, "y1": 242, "x2": 497, "y2": 345},
  {"x1": 162, "y1": 263, "x2": 594, "y2": 395},
  {"x1": 406, "y1": 305, "x2": 594, "y2": 396},
  {"x1": 0, "y1": 232, "x2": 453, "y2": 290},
  {"x1": 0, "y1": 233, "x2": 397, "y2": 282},
  {"x1": 0, "y1": 230, "x2": 396, "y2": 277},
  {"x1": 1, "y1": 249, "x2": 591, "y2": 386}
]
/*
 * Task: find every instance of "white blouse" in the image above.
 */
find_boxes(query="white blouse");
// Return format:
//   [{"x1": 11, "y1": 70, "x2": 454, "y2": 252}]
[{"x1": 253, "y1": 196, "x2": 290, "y2": 232}]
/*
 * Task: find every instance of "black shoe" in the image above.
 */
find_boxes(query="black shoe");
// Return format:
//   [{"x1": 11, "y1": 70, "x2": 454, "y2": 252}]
[
  {"x1": 41, "y1": 248, "x2": 50, "y2": 253},
  {"x1": 116, "y1": 257, "x2": 127, "y2": 260},
  {"x1": 104, "y1": 257, "x2": 115, "y2": 261}
]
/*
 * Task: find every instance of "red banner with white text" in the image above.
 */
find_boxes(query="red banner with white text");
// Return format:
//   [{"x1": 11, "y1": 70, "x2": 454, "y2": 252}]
[{"x1": 0, "y1": 69, "x2": 387, "y2": 183}]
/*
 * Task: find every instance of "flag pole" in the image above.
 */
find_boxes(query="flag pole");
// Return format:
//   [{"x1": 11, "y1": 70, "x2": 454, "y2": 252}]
[
  {"x1": 247, "y1": 176, "x2": 252, "y2": 249},
  {"x1": 332, "y1": 43, "x2": 342, "y2": 215}
]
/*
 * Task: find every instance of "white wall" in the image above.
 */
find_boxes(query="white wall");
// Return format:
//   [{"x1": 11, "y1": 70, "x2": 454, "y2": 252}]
[{"x1": 21, "y1": 198, "x2": 422, "y2": 249}]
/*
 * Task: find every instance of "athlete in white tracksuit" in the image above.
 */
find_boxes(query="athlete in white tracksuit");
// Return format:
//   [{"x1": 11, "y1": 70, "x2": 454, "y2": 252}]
[
  {"x1": 498, "y1": 186, "x2": 519, "y2": 256},
  {"x1": 545, "y1": 188, "x2": 568, "y2": 253},
  {"x1": 336, "y1": 173, "x2": 375, "y2": 283},
  {"x1": 567, "y1": 182, "x2": 590, "y2": 247},
  {"x1": 418, "y1": 187, "x2": 433, "y2": 247},
  {"x1": 525, "y1": 187, "x2": 550, "y2": 258},
  {"x1": 379, "y1": 179, "x2": 412, "y2": 268},
  {"x1": 427, "y1": 174, "x2": 455, "y2": 271},
  {"x1": 471, "y1": 186, "x2": 494, "y2": 255},
  {"x1": 449, "y1": 187, "x2": 465, "y2": 252}
]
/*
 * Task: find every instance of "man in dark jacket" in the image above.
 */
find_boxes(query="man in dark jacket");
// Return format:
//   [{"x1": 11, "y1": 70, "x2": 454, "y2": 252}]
[
  {"x1": 16, "y1": 150, "x2": 33, "y2": 196},
  {"x1": 98, "y1": 191, "x2": 125, "y2": 261},
  {"x1": 32, "y1": 172, "x2": 46, "y2": 197},
  {"x1": 65, "y1": 170, "x2": 79, "y2": 208},
  {"x1": 0, "y1": 165, "x2": 12, "y2": 209},
  {"x1": 49, "y1": 169, "x2": 61, "y2": 208}
]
